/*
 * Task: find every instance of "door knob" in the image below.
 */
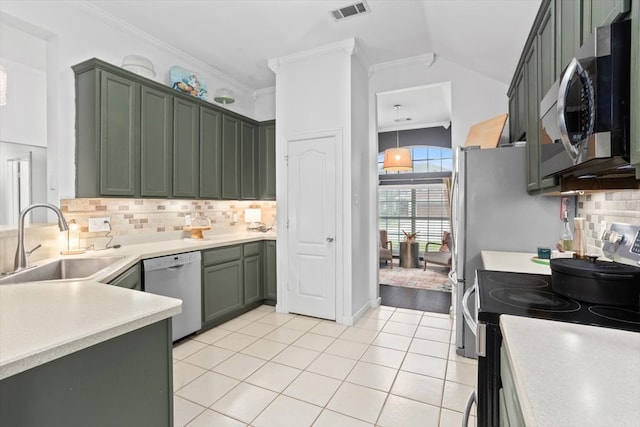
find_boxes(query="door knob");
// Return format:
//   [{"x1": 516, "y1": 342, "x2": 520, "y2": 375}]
[{"x1": 326, "y1": 237, "x2": 334, "y2": 243}]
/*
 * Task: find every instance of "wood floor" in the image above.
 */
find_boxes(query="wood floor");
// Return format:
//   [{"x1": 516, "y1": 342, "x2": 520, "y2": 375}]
[{"x1": 379, "y1": 284, "x2": 451, "y2": 314}]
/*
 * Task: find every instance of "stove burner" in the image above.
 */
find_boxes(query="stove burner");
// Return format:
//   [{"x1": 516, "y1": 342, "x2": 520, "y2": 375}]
[
  {"x1": 588, "y1": 306, "x2": 640, "y2": 325},
  {"x1": 485, "y1": 272, "x2": 548, "y2": 288},
  {"x1": 489, "y1": 288, "x2": 581, "y2": 312}
]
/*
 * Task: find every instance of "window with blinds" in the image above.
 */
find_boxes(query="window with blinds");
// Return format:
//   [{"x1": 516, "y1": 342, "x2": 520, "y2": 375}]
[{"x1": 379, "y1": 183, "x2": 450, "y2": 254}]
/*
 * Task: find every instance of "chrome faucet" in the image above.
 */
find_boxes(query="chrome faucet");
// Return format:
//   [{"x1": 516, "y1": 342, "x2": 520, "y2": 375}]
[{"x1": 14, "y1": 203, "x2": 69, "y2": 272}]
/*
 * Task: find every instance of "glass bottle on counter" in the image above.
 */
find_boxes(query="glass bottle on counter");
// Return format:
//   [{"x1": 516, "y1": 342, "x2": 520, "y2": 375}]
[{"x1": 560, "y1": 210, "x2": 573, "y2": 251}]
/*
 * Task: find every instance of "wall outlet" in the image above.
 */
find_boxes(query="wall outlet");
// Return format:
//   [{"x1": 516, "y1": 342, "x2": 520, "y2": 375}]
[{"x1": 88, "y1": 217, "x2": 111, "y2": 232}]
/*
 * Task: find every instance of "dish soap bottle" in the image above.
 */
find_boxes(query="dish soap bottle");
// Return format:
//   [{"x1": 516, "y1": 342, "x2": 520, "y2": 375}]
[{"x1": 560, "y1": 210, "x2": 573, "y2": 251}]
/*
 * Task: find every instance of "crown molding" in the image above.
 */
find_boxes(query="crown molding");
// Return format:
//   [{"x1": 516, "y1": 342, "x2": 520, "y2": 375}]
[
  {"x1": 252, "y1": 86, "x2": 275, "y2": 100},
  {"x1": 71, "y1": 1, "x2": 253, "y2": 94},
  {"x1": 268, "y1": 38, "x2": 357, "y2": 73}
]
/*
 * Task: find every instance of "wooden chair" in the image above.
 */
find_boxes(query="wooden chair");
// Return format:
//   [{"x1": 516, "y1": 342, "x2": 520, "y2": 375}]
[
  {"x1": 379, "y1": 230, "x2": 393, "y2": 268},
  {"x1": 423, "y1": 231, "x2": 452, "y2": 271}
]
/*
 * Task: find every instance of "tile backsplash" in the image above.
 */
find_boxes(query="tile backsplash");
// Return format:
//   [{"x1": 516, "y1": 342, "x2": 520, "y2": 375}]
[
  {"x1": 60, "y1": 198, "x2": 277, "y2": 246},
  {"x1": 0, "y1": 198, "x2": 276, "y2": 273},
  {"x1": 577, "y1": 189, "x2": 640, "y2": 255}
]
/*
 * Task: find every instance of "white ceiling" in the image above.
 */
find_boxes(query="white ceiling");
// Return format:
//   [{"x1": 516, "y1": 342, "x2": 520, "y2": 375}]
[{"x1": 87, "y1": 0, "x2": 541, "y2": 128}]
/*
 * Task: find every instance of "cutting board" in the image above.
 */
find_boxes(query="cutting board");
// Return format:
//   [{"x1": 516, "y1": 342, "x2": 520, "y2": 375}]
[{"x1": 464, "y1": 113, "x2": 508, "y2": 148}]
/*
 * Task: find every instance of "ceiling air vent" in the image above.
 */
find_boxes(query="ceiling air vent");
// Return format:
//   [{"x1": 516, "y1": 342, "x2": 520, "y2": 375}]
[{"x1": 331, "y1": 1, "x2": 370, "y2": 21}]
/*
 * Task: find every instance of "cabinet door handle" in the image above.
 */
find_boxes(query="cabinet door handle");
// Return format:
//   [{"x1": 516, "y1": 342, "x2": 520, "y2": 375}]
[{"x1": 326, "y1": 237, "x2": 334, "y2": 243}]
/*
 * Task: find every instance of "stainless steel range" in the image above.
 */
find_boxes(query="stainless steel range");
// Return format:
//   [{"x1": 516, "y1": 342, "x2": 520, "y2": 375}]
[{"x1": 464, "y1": 223, "x2": 640, "y2": 426}]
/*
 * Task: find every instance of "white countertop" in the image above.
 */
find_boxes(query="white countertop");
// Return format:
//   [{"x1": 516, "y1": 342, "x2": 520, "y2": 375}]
[
  {"x1": 481, "y1": 250, "x2": 551, "y2": 275},
  {"x1": 0, "y1": 232, "x2": 276, "y2": 380},
  {"x1": 500, "y1": 315, "x2": 640, "y2": 426}
]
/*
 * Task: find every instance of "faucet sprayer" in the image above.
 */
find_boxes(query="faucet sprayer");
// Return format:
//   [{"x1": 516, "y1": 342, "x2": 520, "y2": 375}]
[{"x1": 14, "y1": 203, "x2": 69, "y2": 272}]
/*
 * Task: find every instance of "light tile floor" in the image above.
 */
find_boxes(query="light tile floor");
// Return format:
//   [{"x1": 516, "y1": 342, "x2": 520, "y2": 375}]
[{"x1": 173, "y1": 305, "x2": 478, "y2": 427}]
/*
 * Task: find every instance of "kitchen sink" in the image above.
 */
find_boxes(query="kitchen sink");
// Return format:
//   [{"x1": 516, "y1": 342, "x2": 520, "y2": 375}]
[{"x1": 0, "y1": 256, "x2": 126, "y2": 285}]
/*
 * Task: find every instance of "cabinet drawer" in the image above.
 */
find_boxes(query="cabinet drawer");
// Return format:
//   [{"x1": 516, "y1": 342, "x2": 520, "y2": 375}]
[
  {"x1": 243, "y1": 242, "x2": 261, "y2": 257},
  {"x1": 203, "y1": 245, "x2": 242, "y2": 266}
]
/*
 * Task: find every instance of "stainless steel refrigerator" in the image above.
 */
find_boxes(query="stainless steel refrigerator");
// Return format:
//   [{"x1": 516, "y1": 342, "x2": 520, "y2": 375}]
[{"x1": 450, "y1": 145, "x2": 568, "y2": 359}]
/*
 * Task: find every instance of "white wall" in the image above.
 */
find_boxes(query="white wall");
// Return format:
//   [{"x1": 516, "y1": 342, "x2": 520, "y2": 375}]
[
  {"x1": 271, "y1": 39, "x2": 372, "y2": 324},
  {"x1": 350, "y1": 54, "x2": 373, "y2": 315},
  {"x1": 0, "y1": 24, "x2": 47, "y2": 147},
  {"x1": 1, "y1": 1, "x2": 259, "y2": 201},
  {"x1": 253, "y1": 87, "x2": 276, "y2": 122}
]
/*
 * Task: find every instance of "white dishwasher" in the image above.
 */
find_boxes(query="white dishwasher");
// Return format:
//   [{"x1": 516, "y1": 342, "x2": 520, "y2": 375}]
[{"x1": 143, "y1": 251, "x2": 201, "y2": 342}]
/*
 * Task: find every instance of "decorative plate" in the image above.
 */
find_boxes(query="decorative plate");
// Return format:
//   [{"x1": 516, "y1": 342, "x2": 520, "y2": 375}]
[{"x1": 169, "y1": 66, "x2": 207, "y2": 100}]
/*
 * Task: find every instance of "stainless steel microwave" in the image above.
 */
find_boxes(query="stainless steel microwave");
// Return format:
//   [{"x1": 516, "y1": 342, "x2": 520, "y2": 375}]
[{"x1": 540, "y1": 19, "x2": 631, "y2": 179}]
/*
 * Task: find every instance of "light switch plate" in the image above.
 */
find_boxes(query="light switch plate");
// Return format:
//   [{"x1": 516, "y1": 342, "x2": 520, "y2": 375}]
[{"x1": 88, "y1": 217, "x2": 110, "y2": 232}]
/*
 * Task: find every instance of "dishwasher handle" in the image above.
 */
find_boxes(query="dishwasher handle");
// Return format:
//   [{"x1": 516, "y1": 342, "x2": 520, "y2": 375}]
[
  {"x1": 143, "y1": 251, "x2": 201, "y2": 272},
  {"x1": 167, "y1": 265, "x2": 184, "y2": 271}
]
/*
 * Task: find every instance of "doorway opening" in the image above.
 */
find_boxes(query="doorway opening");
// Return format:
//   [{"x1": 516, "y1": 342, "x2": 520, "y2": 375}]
[{"x1": 375, "y1": 84, "x2": 453, "y2": 313}]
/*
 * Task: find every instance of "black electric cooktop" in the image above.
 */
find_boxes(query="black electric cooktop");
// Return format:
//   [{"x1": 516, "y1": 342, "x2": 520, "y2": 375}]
[{"x1": 476, "y1": 270, "x2": 640, "y2": 333}]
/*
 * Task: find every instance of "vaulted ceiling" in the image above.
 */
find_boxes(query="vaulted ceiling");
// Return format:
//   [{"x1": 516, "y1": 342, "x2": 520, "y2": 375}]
[{"x1": 87, "y1": 0, "x2": 541, "y2": 128}]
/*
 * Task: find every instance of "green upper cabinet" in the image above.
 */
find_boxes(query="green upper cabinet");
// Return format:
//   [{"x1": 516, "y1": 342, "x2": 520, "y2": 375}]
[
  {"x1": 74, "y1": 58, "x2": 275, "y2": 200},
  {"x1": 240, "y1": 121, "x2": 258, "y2": 200},
  {"x1": 525, "y1": 44, "x2": 540, "y2": 193},
  {"x1": 259, "y1": 122, "x2": 276, "y2": 200},
  {"x1": 631, "y1": 0, "x2": 640, "y2": 178},
  {"x1": 508, "y1": 68, "x2": 526, "y2": 143},
  {"x1": 537, "y1": 1, "x2": 556, "y2": 99},
  {"x1": 222, "y1": 115, "x2": 241, "y2": 199},
  {"x1": 583, "y1": 0, "x2": 631, "y2": 38},
  {"x1": 98, "y1": 71, "x2": 140, "y2": 197},
  {"x1": 140, "y1": 86, "x2": 173, "y2": 197},
  {"x1": 200, "y1": 106, "x2": 223, "y2": 199},
  {"x1": 556, "y1": 0, "x2": 583, "y2": 74},
  {"x1": 173, "y1": 99, "x2": 199, "y2": 198}
]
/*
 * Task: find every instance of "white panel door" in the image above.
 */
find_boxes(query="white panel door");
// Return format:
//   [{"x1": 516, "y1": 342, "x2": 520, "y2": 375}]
[{"x1": 287, "y1": 135, "x2": 336, "y2": 320}]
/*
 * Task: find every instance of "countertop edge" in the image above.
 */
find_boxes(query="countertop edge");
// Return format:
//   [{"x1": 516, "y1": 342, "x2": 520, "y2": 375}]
[{"x1": 0, "y1": 304, "x2": 181, "y2": 381}]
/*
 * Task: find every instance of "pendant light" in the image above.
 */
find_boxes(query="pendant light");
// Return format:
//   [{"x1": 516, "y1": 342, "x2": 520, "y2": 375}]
[{"x1": 382, "y1": 105, "x2": 412, "y2": 171}]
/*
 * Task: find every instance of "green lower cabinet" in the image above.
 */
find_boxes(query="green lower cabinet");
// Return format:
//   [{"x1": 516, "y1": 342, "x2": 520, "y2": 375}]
[
  {"x1": 201, "y1": 242, "x2": 274, "y2": 327},
  {"x1": 202, "y1": 259, "x2": 243, "y2": 324},
  {"x1": 264, "y1": 240, "x2": 277, "y2": 304},
  {"x1": 0, "y1": 320, "x2": 173, "y2": 427},
  {"x1": 108, "y1": 263, "x2": 142, "y2": 291},
  {"x1": 243, "y1": 242, "x2": 262, "y2": 305}
]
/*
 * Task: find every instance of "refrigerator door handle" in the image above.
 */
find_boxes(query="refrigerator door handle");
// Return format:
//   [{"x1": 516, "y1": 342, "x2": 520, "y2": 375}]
[
  {"x1": 462, "y1": 284, "x2": 477, "y2": 336},
  {"x1": 448, "y1": 269, "x2": 457, "y2": 285},
  {"x1": 462, "y1": 390, "x2": 476, "y2": 427}
]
